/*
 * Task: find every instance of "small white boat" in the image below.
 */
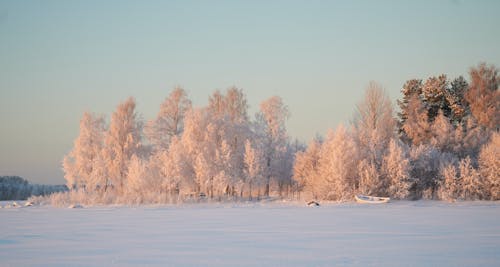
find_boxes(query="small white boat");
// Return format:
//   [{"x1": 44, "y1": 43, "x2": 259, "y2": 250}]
[{"x1": 355, "y1": 195, "x2": 390, "y2": 204}]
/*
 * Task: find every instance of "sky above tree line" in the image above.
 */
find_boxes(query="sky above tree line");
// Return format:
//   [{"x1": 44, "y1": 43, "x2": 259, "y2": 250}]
[{"x1": 1, "y1": 0, "x2": 499, "y2": 184}]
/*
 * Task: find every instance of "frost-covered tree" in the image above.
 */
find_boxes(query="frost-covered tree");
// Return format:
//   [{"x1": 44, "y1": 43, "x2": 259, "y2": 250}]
[
  {"x1": 257, "y1": 96, "x2": 290, "y2": 196},
  {"x1": 102, "y1": 97, "x2": 143, "y2": 193},
  {"x1": 125, "y1": 155, "x2": 154, "y2": 202},
  {"x1": 62, "y1": 112, "x2": 105, "y2": 190},
  {"x1": 351, "y1": 83, "x2": 396, "y2": 196},
  {"x1": 316, "y1": 125, "x2": 358, "y2": 200},
  {"x1": 438, "y1": 162, "x2": 460, "y2": 201},
  {"x1": 462, "y1": 118, "x2": 490, "y2": 159},
  {"x1": 408, "y1": 144, "x2": 446, "y2": 199},
  {"x1": 478, "y1": 133, "x2": 500, "y2": 200},
  {"x1": 382, "y1": 139, "x2": 411, "y2": 199},
  {"x1": 402, "y1": 94, "x2": 430, "y2": 146},
  {"x1": 208, "y1": 87, "x2": 248, "y2": 123},
  {"x1": 144, "y1": 87, "x2": 191, "y2": 151},
  {"x1": 465, "y1": 63, "x2": 499, "y2": 130},
  {"x1": 244, "y1": 139, "x2": 263, "y2": 199},
  {"x1": 357, "y1": 159, "x2": 380, "y2": 196},
  {"x1": 147, "y1": 149, "x2": 182, "y2": 201},
  {"x1": 177, "y1": 88, "x2": 255, "y2": 199},
  {"x1": 353, "y1": 82, "x2": 396, "y2": 160},
  {"x1": 293, "y1": 139, "x2": 322, "y2": 199},
  {"x1": 87, "y1": 150, "x2": 108, "y2": 192},
  {"x1": 166, "y1": 136, "x2": 195, "y2": 196},
  {"x1": 429, "y1": 110, "x2": 454, "y2": 152},
  {"x1": 458, "y1": 157, "x2": 483, "y2": 200}
]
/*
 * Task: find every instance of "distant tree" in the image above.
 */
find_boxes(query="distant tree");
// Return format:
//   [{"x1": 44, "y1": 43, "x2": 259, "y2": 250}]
[
  {"x1": 0, "y1": 176, "x2": 29, "y2": 200},
  {"x1": 465, "y1": 63, "x2": 499, "y2": 130},
  {"x1": 144, "y1": 87, "x2": 192, "y2": 151},
  {"x1": 62, "y1": 112, "x2": 105, "y2": 190},
  {"x1": 102, "y1": 97, "x2": 143, "y2": 193},
  {"x1": 0, "y1": 176, "x2": 67, "y2": 200}
]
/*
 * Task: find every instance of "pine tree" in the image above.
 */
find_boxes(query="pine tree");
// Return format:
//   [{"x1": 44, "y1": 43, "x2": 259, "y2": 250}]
[
  {"x1": 446, "y1": 76, "x2": 469, "y2": 125},
  {"x1": 422, "y1": 74, "x2": 448, "y2": 122},
  {"x1": 397, "y1": 79, "x2": 423, "y2": 136},
  {"x1": 402, "y1": 94, "x2": 430, "y2": 146}
]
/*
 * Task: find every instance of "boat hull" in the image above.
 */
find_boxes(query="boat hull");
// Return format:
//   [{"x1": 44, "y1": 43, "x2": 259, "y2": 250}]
[{"x1": 355, "y1": 195, "x2": 390, "y2": 204}]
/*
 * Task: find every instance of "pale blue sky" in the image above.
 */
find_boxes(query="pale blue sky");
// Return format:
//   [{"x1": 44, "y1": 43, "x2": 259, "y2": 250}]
[{"x1": 1, "y1": 0, "x2": 499, "y2": 184}]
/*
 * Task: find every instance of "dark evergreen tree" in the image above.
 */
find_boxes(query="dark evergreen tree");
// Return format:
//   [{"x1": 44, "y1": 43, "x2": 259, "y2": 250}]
[
  {"x1": 397, "y1": 79, "x2": 423, "y2": 138},
  {"x1": 422, "y1": 74, "x2": 448, "y2": 122},
  {"x1": 446, "y1": 76, "x2": 469, "y2": 125}
]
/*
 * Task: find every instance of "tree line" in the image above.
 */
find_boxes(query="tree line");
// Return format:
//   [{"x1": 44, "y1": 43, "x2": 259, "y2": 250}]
[
  {"x1": 54, "y1": 63, "x2": 498, "y2": 205},
  {"x1": 0, "y1": 176, "x2": 67, "y2": 201}
]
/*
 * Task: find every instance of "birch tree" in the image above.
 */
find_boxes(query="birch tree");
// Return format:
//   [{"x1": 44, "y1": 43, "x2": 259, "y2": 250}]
[
  {"x1": 103, "y1": 97, "x2": 143, "y2": 193},
  {"x1": 62, "y1": 112, "x2": 105, "y2": 191},
  {"x1": 145, "y1": 87, "x2": 191, "y2": 151}
]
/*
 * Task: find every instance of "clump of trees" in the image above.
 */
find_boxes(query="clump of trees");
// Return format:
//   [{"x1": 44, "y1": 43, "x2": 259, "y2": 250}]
[
  {"x1": 0, "y1": 176, "x2": 67, "y2": 200},
  {"x1": 59, "y1": 87, "x2": 297, "y2": 205},
  {"x1": 56, "y1": 63, "x2": 498, "y2": 205},
  {"x1": 296, "y1": 63, "x2": 499, "y2": 201}
]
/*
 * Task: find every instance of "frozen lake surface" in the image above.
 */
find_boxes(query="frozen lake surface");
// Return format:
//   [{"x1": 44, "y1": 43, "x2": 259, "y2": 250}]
[{"x1": 1, "y1": 201, "x2": 499, "y2": 266}]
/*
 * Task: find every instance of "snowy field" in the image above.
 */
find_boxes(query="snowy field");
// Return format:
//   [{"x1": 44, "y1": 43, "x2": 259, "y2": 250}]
[{"x1": 1, "y1": 201, "x2": 499, "y2": 267}]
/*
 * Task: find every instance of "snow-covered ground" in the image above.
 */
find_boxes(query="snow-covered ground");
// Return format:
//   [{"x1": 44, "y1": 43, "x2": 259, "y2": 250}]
[{"x1": 1, "y1": 201, "x2": 499, "y2": 266}]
